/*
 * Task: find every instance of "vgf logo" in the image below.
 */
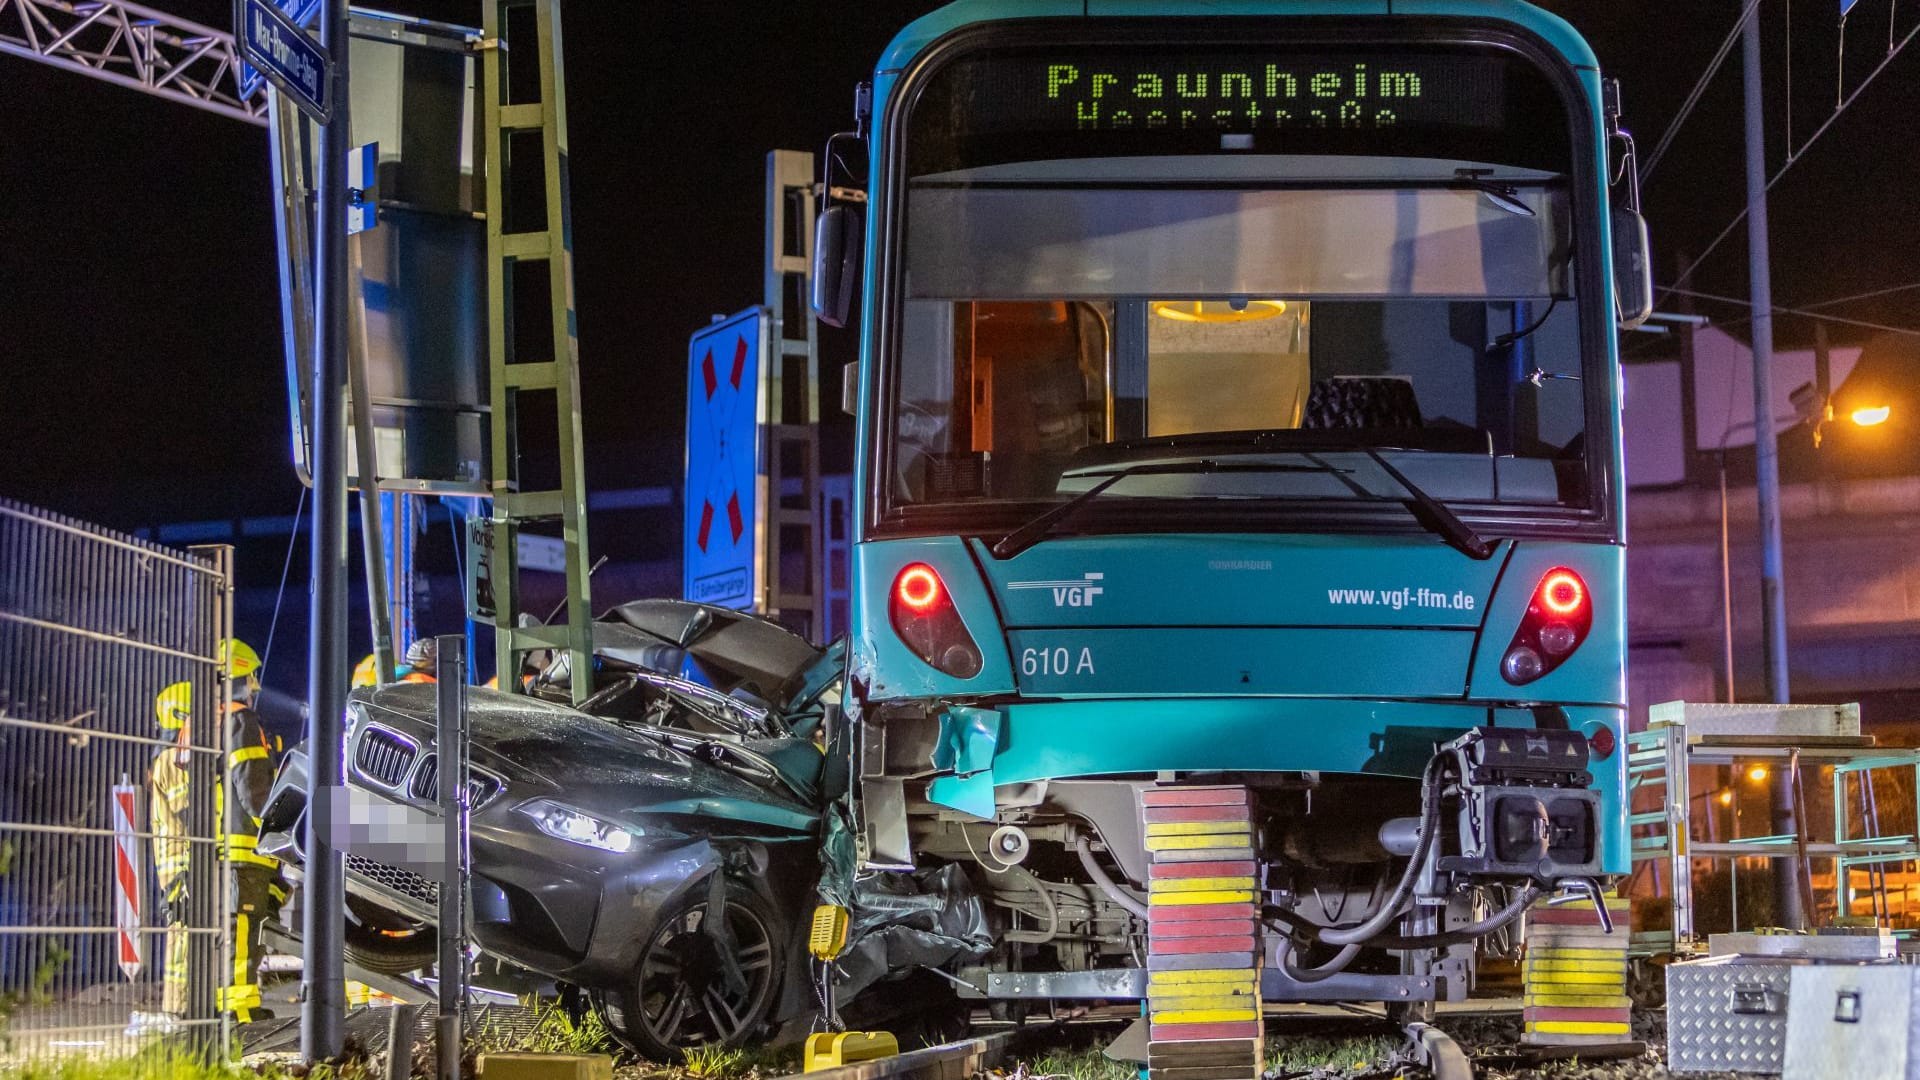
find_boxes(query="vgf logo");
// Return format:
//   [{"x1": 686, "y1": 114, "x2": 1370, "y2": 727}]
[{"x1": 1008, "y1": 572, "x2": 1105, "y2": 609}]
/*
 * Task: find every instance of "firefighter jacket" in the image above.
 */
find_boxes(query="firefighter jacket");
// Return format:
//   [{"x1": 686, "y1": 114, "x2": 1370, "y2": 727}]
[
  {"x1": 149, "y1": 745, "x2": 192, "y2": 892},
  {"x1": 222, "y1": 704, "x2": 279, "y2": 870}
]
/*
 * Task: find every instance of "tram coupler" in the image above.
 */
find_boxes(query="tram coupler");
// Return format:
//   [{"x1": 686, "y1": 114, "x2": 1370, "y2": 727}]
[{"x1": 1437, "y1": 726, "x2": 1605, "y2": 885}]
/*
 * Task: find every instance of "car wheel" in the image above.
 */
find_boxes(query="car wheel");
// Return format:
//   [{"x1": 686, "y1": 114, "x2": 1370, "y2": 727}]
[
  {"x1": 344, "y1": 895, "x2": 438, "y2": 975},
  {"x1": 594, "y1": 876, "x2": 782, "y2": 1061}
]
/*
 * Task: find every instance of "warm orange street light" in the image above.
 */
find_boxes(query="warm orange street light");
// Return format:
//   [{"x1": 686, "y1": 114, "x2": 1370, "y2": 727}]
[
  {"x1": 1851, "y1": 404, "x2": 1892, "y2": 427},
  {"x1": 1719, "y1": 790, "x2": 1735, "y2": 806},
  {"x1": 1748, "y1": 765, "x2": 1770, "y2": 783}
]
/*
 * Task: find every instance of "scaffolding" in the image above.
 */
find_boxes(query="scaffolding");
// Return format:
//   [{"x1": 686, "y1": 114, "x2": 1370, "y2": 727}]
[{"x1": 1627, "y1": 701, "x2": 1920, "y2": 955}]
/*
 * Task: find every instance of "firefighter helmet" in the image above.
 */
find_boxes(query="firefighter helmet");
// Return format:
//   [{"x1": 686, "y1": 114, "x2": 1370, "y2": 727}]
[{"x1": 155, "y1": 682, "x2": 192, "y2": 731}]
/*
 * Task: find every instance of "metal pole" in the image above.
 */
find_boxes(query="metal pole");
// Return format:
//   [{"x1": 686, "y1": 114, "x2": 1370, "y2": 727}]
[
  {"x1": 1719, "y1": 458, "x2": 1735, "y2": 703},
  {"x1": 302, "y1": 0, "x2": 352, "y2": 1059},
  {"x1": 347, "y1": 278, "x2": 395, "y2": 684},
  {"x1": 1743, "y1": 9, "x2": 1803, "y2": 930},
  {"x1": 435, "y1": 636, "x2": 469, "y2": 1080}
]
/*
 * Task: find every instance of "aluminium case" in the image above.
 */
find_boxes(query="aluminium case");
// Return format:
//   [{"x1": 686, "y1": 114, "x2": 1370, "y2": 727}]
[
  {"x1": 1667, "y1": 954, "x2": 1798, "y2": 1074},
  {"x1": 1783, "y1": 964, "x2": 1920, "y2": 1080}
]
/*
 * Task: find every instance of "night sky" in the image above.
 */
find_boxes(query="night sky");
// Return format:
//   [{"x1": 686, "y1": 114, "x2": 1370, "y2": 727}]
[{"x1": 4, "y1": 0, "x2": 1918, "y2": 544}]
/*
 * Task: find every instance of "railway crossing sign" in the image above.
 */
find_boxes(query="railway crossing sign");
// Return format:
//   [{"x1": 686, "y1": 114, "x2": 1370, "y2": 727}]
[
  {"x1": 238, "y1": 0, "x2": 330, "y2": 123},
  {"x1": 684, "y1": 308, "x2": 770, "y2": 611}
]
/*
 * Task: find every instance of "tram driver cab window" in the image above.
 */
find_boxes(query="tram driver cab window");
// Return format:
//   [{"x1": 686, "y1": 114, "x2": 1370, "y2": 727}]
[{"x1": 895, "y1": 301, "x2": 1109, "y2": 502}]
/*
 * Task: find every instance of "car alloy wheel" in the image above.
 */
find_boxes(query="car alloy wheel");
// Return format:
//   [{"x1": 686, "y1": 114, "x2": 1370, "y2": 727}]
[{"x1": 598, "y1": 875, "x2": 780, "y2": 1059}]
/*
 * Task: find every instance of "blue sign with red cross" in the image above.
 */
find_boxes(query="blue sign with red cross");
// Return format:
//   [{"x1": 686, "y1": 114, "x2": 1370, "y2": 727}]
[{"x1": 683, "y1": 308, "x2": 768, "y2": 610}]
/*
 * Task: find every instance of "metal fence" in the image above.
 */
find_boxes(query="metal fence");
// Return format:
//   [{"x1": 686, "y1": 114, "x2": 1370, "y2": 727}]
[{"x1": 0, "y1": 499, "x2": 230, "y2": 1060}]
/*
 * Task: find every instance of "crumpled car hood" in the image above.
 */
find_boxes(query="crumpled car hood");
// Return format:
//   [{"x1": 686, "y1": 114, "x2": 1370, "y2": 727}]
[{"x1": 356, "y1": 683, "x2": 819, "y2": 834}]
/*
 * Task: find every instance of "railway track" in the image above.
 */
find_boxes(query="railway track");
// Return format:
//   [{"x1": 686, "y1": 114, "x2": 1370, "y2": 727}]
[{"x1": 778, "y1": 1019, "x2": 1475, "y2": 1080}]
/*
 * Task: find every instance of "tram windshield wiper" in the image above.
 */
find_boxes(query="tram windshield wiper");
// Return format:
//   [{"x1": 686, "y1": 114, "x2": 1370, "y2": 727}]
[
  {"x1": 1357, "y1": 447, "x2": 1495, "y2": 561},
  {"x1": 988, "y1": 445, "x2": 1494, "y2": 562},
  {"x1": 988, "y1": 459, "x2": 1328, "y2": 560}
]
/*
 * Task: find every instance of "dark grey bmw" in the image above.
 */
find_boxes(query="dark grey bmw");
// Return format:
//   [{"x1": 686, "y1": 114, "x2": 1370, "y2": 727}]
[{"x1": 259, "y1": 601, "x2": 842, "y2": 1058}]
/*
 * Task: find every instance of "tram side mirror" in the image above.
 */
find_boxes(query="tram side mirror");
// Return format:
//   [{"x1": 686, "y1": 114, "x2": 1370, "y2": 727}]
[
  {"x1": 1612, "y1": 207, "x2": 1653, "y2": 331},
  {"x1": 813, "y1": 203, "x2": 865, "y2": 329}
]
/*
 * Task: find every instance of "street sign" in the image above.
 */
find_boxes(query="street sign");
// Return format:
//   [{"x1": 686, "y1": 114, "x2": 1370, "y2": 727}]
[
  {"x1": 237, "y1": 0, "x2": 321, "y2": 99},
  {"x1": 684, "y1": 308, "x2": 770, "y2": 611},
  {"x1": 238, "y1": 0, "x2": 329, "y2": 123},
  {"x1": 347, "y1": 142, "x2": 378, "y2": 234}
]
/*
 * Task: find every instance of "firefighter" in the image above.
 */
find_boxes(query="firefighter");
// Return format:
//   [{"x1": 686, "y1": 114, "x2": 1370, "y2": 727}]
[
  {"x1": 214, "y1": 638, "x2": 288, "y2": 1023},
  {"x1": 400, "y1": 638, "x2": 438, "y2": 683},
  {"x1": 134, "y1": 681, "x2": 194, "y2": 1033}
]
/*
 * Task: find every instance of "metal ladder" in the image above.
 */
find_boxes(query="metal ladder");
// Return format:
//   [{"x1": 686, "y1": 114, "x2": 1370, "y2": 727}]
[
  {"x1": 479, "y1": 0, "x2": 592, "y2": 702},
  {"x1": 1625, "y1": 726, "x2": 1687, "y2": 954},
  {"x1": 761, "y1": 150, "x2": 825, "y2": 639}
]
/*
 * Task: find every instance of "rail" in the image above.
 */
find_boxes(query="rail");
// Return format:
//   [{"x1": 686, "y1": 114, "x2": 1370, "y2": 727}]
[{"x1": 777, "y1": 1032, "x2": 1012, "y2": 1080}]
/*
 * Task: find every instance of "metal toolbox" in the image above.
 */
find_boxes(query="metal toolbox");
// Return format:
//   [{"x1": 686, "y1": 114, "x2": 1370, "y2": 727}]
[
  {"x1": 1668, "y1": 954, "x2": 1799, "y2": 1074},
  {"x1": 1784, "y1": 965, "x2": 1919, "y2": 1080}
]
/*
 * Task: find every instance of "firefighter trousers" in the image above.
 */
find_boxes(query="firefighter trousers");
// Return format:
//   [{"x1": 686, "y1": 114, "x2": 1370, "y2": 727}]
[{"x1": 217, "y1": 863, "x2": 288, "y2": 1022}]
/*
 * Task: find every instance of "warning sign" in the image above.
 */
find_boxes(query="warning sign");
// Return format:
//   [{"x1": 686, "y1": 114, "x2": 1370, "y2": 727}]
[{"x1": 683, "y1": 308, "x2": 768, "y2": 610}]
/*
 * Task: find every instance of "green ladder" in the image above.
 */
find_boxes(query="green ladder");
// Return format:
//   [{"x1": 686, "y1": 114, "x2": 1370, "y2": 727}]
[{"x1": 480, "y1": 0, "x2": 592, "y2": 704}]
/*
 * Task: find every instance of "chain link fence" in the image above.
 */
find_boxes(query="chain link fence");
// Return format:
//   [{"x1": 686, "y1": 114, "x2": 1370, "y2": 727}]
[{"x1": 0, "y1": 498, "x2": 231, "y2": 1061}]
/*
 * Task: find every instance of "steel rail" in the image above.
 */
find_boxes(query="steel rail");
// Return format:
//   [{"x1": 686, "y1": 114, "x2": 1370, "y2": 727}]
[
  {"x1": 773, "y1": 1032, "x2": 1013, "y2": 1080},
  {"x1": 1406, "y1": 1022, "x2": 1476, "y2": 1080}
]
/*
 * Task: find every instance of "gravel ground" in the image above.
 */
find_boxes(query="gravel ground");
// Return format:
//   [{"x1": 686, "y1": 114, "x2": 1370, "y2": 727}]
[{"x1": 1447, "y1": 1010, "x2": 1749, "y2": 1080}]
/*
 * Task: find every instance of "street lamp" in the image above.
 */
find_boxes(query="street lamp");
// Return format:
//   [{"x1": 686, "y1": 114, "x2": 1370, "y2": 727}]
[{"x1": 1714, "y1": 384, "x2": 1881, "y2": 701}]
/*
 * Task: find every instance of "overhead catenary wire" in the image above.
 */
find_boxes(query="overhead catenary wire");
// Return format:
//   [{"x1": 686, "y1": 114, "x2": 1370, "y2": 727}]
[
  {"x1": 1639, "y1": 0, "x2": 1765, "y2": 185},
  {"x1": 1661, "y1": 285, "x2": 1920, "y2": 337},
  {"x1": 1797, "y1": 280, "x2": 1920, "y2": 309},
  {"x1": 1663, "y1": 14, "x2": 1920, "y2": 301}
]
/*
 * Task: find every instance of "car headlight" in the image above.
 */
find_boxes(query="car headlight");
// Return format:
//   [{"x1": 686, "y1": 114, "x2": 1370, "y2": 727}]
[{"x1": 517, "y1": 799, "x2": 638, "y2": 853}]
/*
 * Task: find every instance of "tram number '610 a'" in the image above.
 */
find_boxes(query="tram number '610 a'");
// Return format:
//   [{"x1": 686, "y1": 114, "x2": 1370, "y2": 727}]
[{"x1": 1021, "y1": 646, "x2": 1096, "y2": 677}]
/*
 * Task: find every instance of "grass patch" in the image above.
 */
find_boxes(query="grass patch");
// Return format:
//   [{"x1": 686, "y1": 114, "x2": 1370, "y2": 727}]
[
  {"x1": 512, "y1": 1000, "x2": 620, "y2": 1059},
  {"x1": 1266, "y1": 1032, "x2": 1403, "y2": 1077},
  {"x1": 9, "y1": 1043, "x2": 372, "y2": 1080},
  {"x1": 1012, "y1": 1046, "x2": 1135, "y2": 1080},
  {"x1": 680, "y1": 1044, "x2": 746, "y2": 1078}
]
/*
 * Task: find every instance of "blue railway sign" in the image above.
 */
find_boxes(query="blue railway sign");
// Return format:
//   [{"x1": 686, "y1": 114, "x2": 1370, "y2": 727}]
[
  {"x1": 683, "y1": 308, "x2": 769, "y2": 611},
  {"x1": 238, "y1": 0, "x2": 330, "y2": 122}
]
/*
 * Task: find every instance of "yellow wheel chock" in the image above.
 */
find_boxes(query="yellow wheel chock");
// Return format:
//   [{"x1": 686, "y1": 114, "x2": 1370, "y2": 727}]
[{"x1": 803, "y1": 1031, "x2": 899, "y2": 1073}]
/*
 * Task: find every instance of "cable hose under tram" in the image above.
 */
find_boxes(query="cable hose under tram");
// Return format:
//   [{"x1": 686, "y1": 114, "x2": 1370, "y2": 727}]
[{"x1": 1320, "y1": 754, "x2": 1449, "y2": 947}]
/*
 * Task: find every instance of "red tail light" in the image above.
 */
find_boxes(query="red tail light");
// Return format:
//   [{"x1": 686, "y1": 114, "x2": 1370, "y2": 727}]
[
  {"x1": 889, "y1": 564, "x2": 983, "y2": 679},
  {"x1": 896, "y1": 565, "x2": 942, "y2": 612},
  {"x1": 1500, "y1": 567, "x2": 1593, "y2": 685},
  {"x1": 1586, "y1": 723, "x2": 1617, "y2": 760}
]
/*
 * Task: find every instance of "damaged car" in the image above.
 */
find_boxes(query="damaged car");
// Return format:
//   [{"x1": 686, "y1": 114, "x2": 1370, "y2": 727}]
[{"x1": 257, "y1": 600, "x2": 968, "y2": 1057}]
